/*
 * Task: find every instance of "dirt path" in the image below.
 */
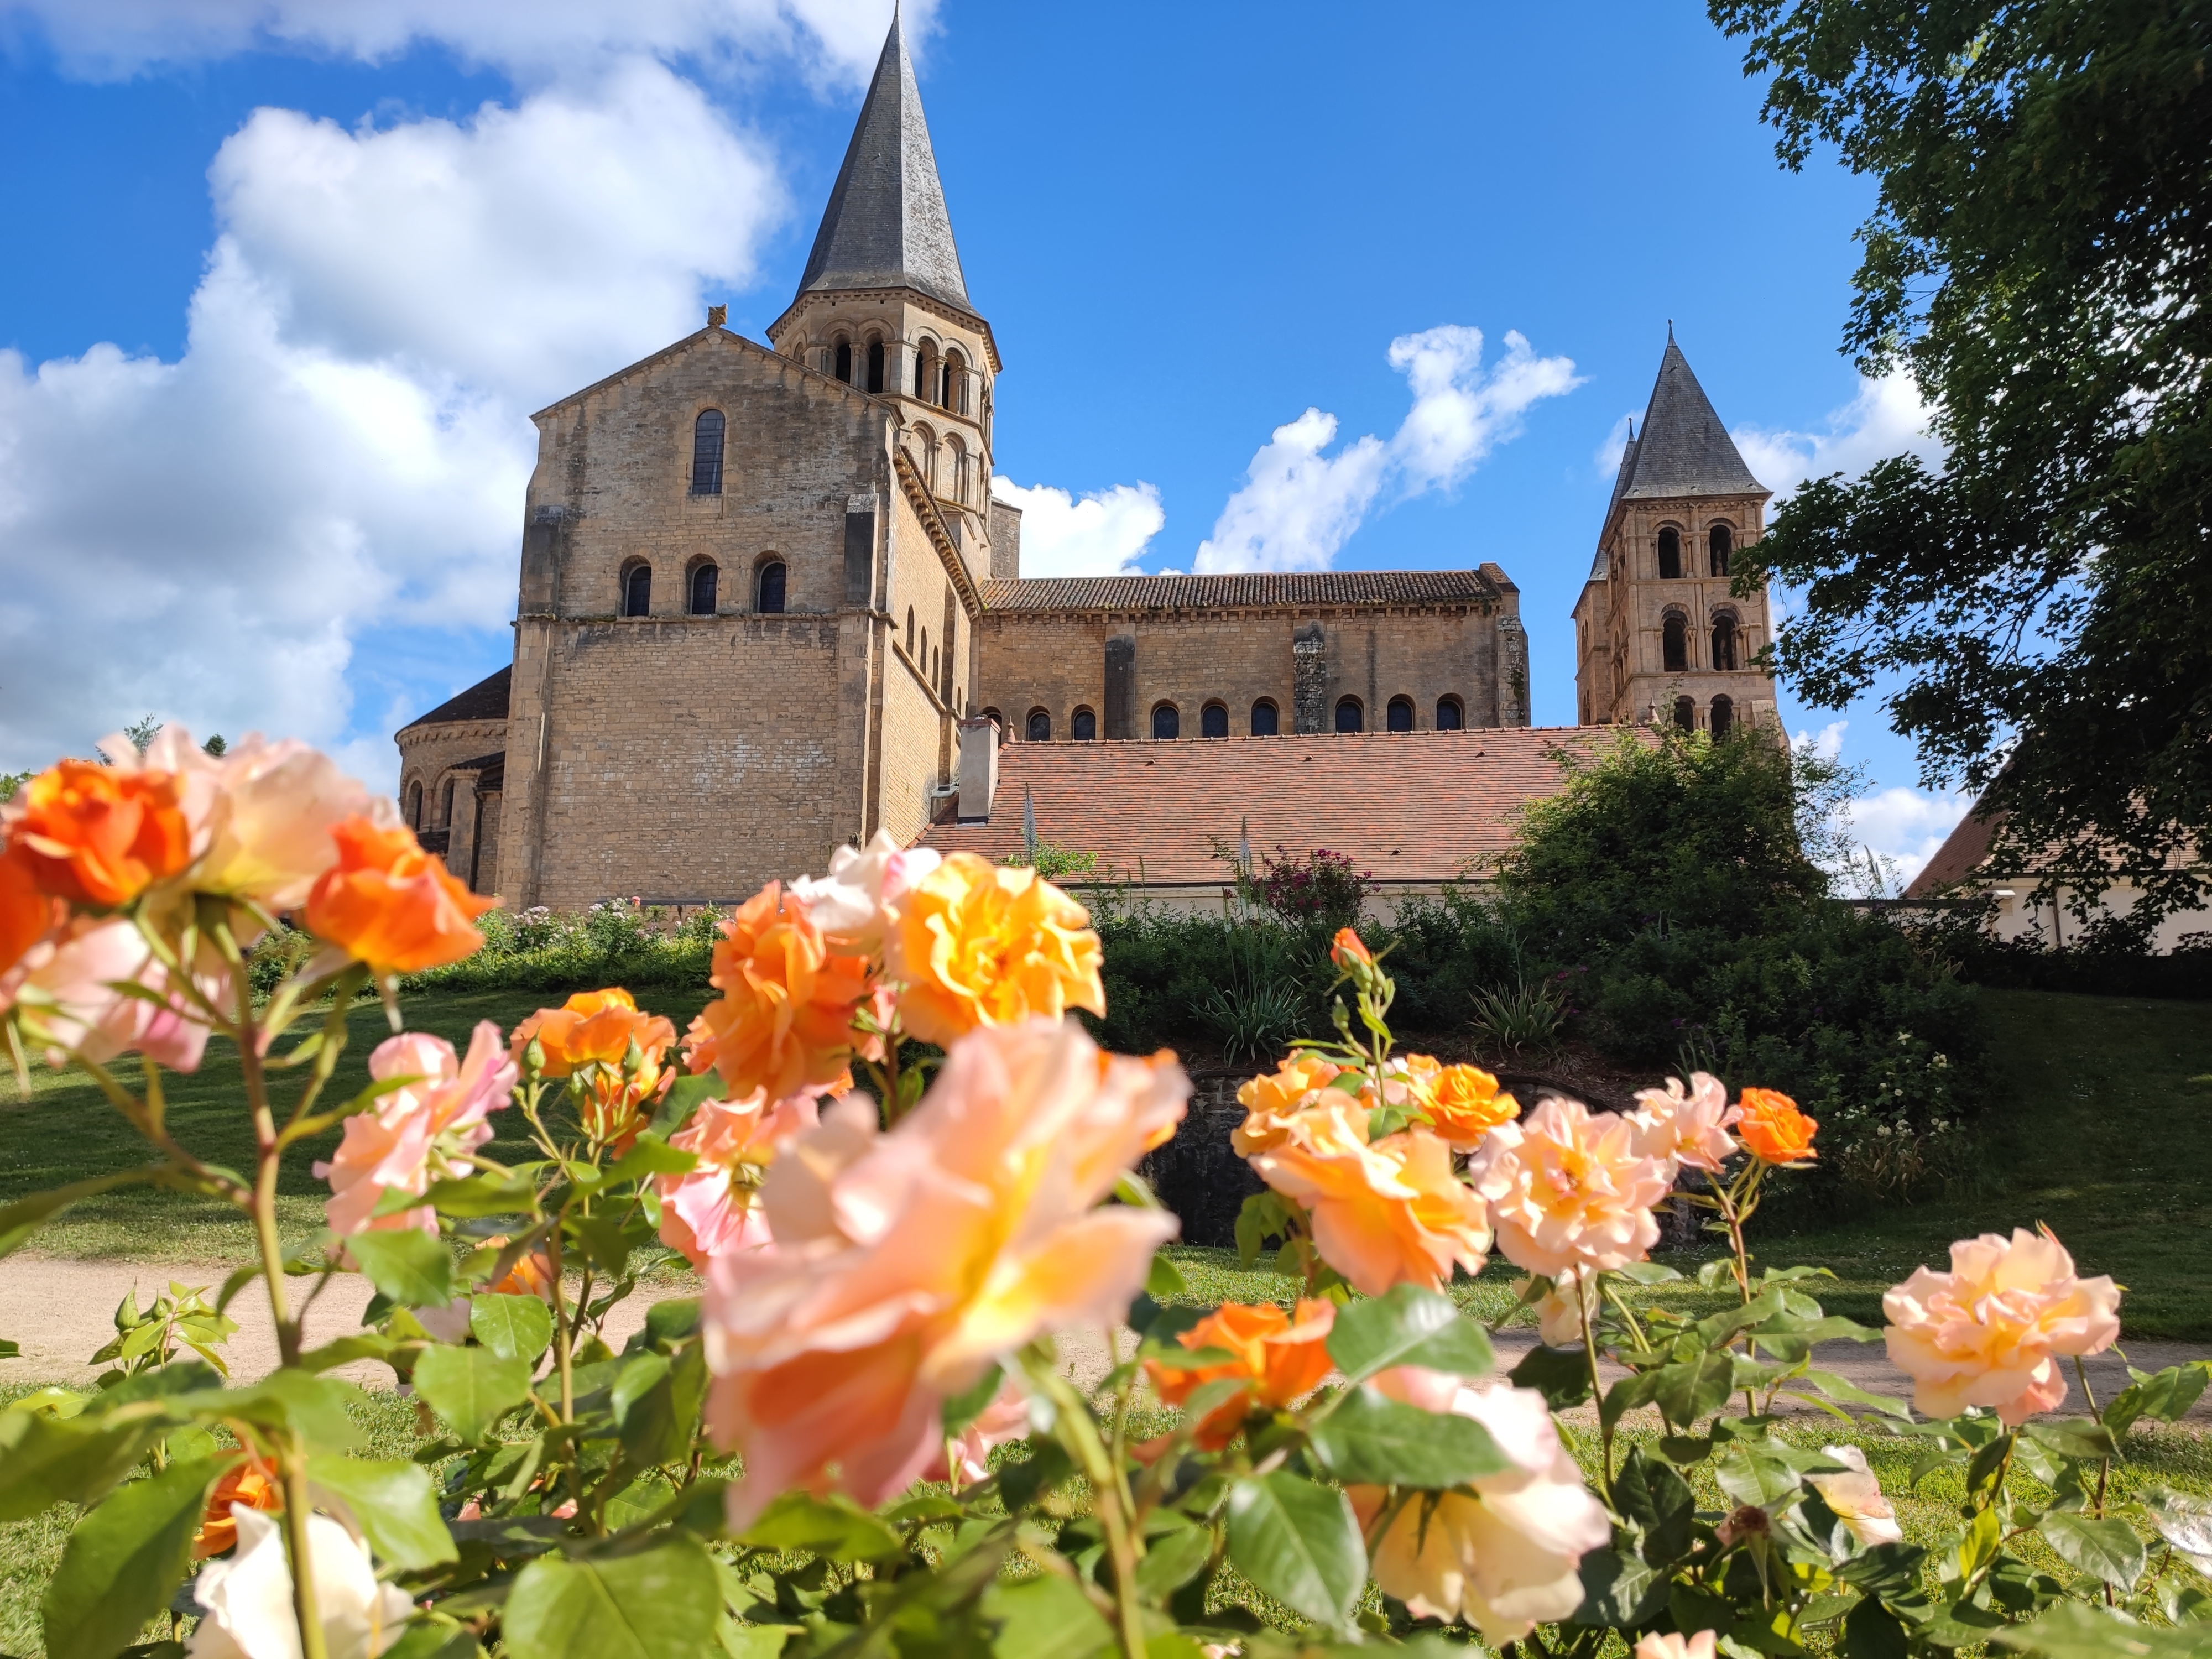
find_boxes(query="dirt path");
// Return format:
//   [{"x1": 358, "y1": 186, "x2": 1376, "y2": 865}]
[{"x1": 6, "y1": 1256, "x2": 2206, "y2": 1423}]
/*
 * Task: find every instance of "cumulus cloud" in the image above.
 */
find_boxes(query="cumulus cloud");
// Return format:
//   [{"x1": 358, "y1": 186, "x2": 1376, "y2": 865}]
[
  {"x1": 1793, "y1": 720, "x2": 1969, "y2": 887},
  {"x1": 4, "y1": 0, "x2": 932, "y2": 84},
  {"x1": 1732, "y1": 370, "x2": 1943, "y2": 503},
  {"x1": 1194, "y1": 325, "x2": 1578, "y2": 575},
  {"x1": 990, "y1": 476, "x2": 1163, "y2": 579},
  {"x1": 0, "y1": 59, "x2": 781, "y2": 784}
]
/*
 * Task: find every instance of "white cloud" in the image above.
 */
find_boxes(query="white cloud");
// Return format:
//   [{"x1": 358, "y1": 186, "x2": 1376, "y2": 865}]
[
  {"x1": 0, "y1": 60, "x2": 782, "y2": 787},
  {"x1": 1732, "y1": 371, "x2": 1943, "y2": 504},
  {"x1": 1194, "y1": 325, "x2": 1578, "y2": 574},
  {"x1": 1593, "y1": 411, "x2": 1636, "y2": 481},
  {"x1": 1838, "y1": 786, "x2": 1973, "y2": 886},
  {"x1": 990, "y1": 476, "x2": 1163, "y2": 579},
  {"x1": 1792, "y1": 719, "x2": 1849, "y2": 762},
  {"x1": 5, "y1": 0, "x2": 932, "y2": 84}
]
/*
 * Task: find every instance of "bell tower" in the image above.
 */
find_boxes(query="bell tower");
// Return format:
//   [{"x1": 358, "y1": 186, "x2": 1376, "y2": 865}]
[{"x1": 1573, "y1": 333, "x2": 1776, "y2": 738}]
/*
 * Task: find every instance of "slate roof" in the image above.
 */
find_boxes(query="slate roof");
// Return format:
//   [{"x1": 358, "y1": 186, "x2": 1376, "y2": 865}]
[
  {"x1": 402, "y1": 666, "x2": 511, "y2": 730},
  {"x1": 917, "y1": 726, "x2": 1624, "y2": 884},
  {"x1": 796, "y1": 11, "x2": 972, "y2": 313},
  {"x1": 980, "y1": 570, "x2": 1504, "y2": 613},
  {"x1": 1616, "y1": 338, "x2": 1766, "y2": 501}
]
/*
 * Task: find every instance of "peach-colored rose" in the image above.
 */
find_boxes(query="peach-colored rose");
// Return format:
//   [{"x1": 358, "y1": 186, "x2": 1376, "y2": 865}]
[
  {"x1": 1144, "y1": 1300, "x2": 1337, "y2": 1448},
  {"x1": 885, "y1": 852, "x2": 1105, "y2": 1047},
  {"x1": 1349, "y1": 1369, "x2": 1611, "y2": 1644},
  {"x1": 924, "y1": 1379, "x2": 1031, "y2": 1488},
  {"x1": 11, "y1": 915, "x2": 221, "y2": 1071},
  {"x1": 514, "y1": 987, "x2": 680, "y2": 1150},
  {"x1": 193, "y1": 1454, "x2": 284, "y2": 1559},
  {"x1": 1521, "y1": 1266, "x2": 1594, "y2": 1348},
  {"x1": 304, "y1": 817, "x2": 493, "y2": 975},
  {"x1": 1736, "y1": 1087, "x2": 1818, "y2": 1166},
  {"x1": 1882, "y1": 1227, "x2": 2121, "y2": 1425},
  {"x1": 191, "y1": 734, "x2": 399, "y2": 911},
  {"x1": 1232, "y1": 1053, "x2": 1352, "y2": 1157},
  {"x1": 655, "y1": 1089, "x2": 821, "y2": 1267},
  {"x1": 1467, "y1": 1096, "x2": 1672, "y2": 1278},
  {"x1": 790, "y1": 828, "x2": 941, "y2": 954},
  {"x1": 314, "y1": 1021, "x2": 515, "y2": 1237},
  {"x1": 701, "y1": 1018, "x2": 1185, "y2": 1523},
  {"x1": 1635, "y1": 1634, "x2": 1717, "y2": 1659},
  {"x1": 1806, "y1": 1444, "x2": 1902, "y2": 1547},
  {"x1": 1248, "y1": 1103, "x2": 1491, "y2": 1296},
  {"x1": 686, "y1": 885, "x2": 871, "y2": 1104},
  {"x1": 1627, "y1": 1072, "x2": 1739, "y2": 1173},
  {"x1": 1329, "y1": 927, "x2": 1374, "y2": 970},
  {"x1": 5, "y1": 758, "x2": 196, "y2": 908},
  {"x1": 1418, "y1": 1059, "x2": 1522, "y2": 1150}
]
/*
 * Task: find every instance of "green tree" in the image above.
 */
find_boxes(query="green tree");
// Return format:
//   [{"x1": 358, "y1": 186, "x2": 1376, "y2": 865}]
[{"x1": 1711, "y1": 0, "x2": 2212, "y2": 942}]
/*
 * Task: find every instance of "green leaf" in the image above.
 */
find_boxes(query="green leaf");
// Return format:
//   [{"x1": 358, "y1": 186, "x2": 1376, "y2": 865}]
[
  {"x1": 1840, "y1": 1598, "x2": 1910, "y2": 1659},
  {"x1": 2140, "y1": 1487, "x2": 2212, "y2": 1574},
  {"x1": 2020, "y1": 1418, "x2": 2117, "y2": 1463},
  {"x1": 1306, "y1": 1384, "x2": 1511, "y2": 1488},
  {"x1": 1652, "y1": 1351, "x2": 1737, "y2": 1429},
  {"x1": 1324, "y1": 1284, "x2": 1491, "y2": 1384},
  {"x1": 1145, "y1": 1254, "x2": 1190, "y2": 1300},
  {"x1": 1509, "y1": 1343, "x2": 1593, "y2": 1410},
  {"x1": 1600, "y1": 1369, "x2": 1663, "y2": 1430},
  {"x1": 413, "y1": 1345, "x2": 531, "y2": 1444},
  {"x1": 0, "y1": 1408, "x2": 164, "y2": 1522},
  {"x1": 735, "y1": 1491, "x2": 905, "y2": 1562},
  {"x1": 0, "y1": 1337, "x2": 17, "y2": 1358},
  {"x1": 420, "y1": 1173, "x2": 539, "y2": 1218},
  {"x1": 0, "y1": 1167, "x2": 164, "y2": 1261},
  {"x1": 571, "y1": 1214, "x2": 633, "y2": 1280},
  {"x1": 1134, "y1": 1520, "x2": 1215, "y2": 1600},
  {"x1": 2105, "y1": 1363, "x2": 2212, "y2": 1438},
  {"x1": 346, "y1": 1228, "x2": 457, "y2": 1308},
  {"x1": 983, "y1": 1573, "x2": 1114, "y2": 1659},
  {"x1": 503, "y1": 1535, "x2": 724, "y2": 1659},
  {"x1": 1571, "y1": 1548, "x2": 1668, "y2": 1628},
  {"x1": 1794, "y1": 1368, "x2": 1911, "y2": 1418},
  {"x1": 182, "y1": 1371, "x2": 368, "y2": 1450},
  {"x1": 381, "y1": 1617, "x2": 487, "y2": 1659},
  {"x1": 1613, "y1": 1447, "x2": 1695, "y2": 1568},
  {"x1": 2037, "y1": 1511, "x2": 2145, "y2": 1589},
  {"x1": 652, "y1": 1073, "x2": 726, "y2": 1138},
  {"x1": 471, "y1": 1294, "x2": 554, "y2": 1365},
  {"x1": 307, "y1": 1456, "x2": 457, "y2": 1570},
  {"x1": 1713, "y1": 1442, "x2": 1803, "y2": 1508},
  {"x1": 942, "y1": 1364, "x2": 1006, "y2": 1437},
  {"x1": 40, "y1": 1454, "x2": 223, "y2": 1659},
  {"x1": 607, "y1": 1134, "x2": 698, "y2": 1184},
  {"x1": 643, "y1": 1298, "x2": 702, "y2": 1348},
  {"x1": 1993, "y1": 1601, "x2": 2208, "y2": 1658},
  {"x1": 1224, "y1": 1472, "x2": 1364, "y2": 1630}
]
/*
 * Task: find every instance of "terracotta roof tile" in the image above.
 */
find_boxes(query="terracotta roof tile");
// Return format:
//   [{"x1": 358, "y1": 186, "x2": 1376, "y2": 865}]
[
  {"x1": 403, "y1": 666, "x2": 511, "y2": 731},
  {"x1": 1903, "y1": 802, "x2": 2000, "y2": 896},
  {"x1": 979, "y1": 570, "x2": 1503, "y2": 613},
  {"x1": 917, "y1": 726, "x2": 1623, "y2": 885}
]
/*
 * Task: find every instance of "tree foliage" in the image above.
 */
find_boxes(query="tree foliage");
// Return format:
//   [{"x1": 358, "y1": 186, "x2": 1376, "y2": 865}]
[{"x1": 1710, "y1": 0, "x2": 2212, "y2": 937}]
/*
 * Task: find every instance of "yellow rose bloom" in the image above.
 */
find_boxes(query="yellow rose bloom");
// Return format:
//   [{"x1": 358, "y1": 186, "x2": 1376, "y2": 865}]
[{"x1": 887, "y1": 852, "x2": 1104, "y2": 1047}]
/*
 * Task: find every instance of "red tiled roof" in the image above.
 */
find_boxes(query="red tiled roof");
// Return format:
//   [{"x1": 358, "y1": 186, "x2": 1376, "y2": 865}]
[
  {"x1": 917, "y1": 726, "x2": 1625, "y2": 884},
  {"x1": 979, "y1": 570, "x2": 1504, "y2": 613},
  {"x1": 1903, "y1": 801, "x2": 1999, "y2": 896}
]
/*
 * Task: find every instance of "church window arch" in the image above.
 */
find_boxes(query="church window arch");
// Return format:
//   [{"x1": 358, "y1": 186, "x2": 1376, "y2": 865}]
[
  {"x1": 622, "y1": 561, "x2": 652, "y2": 618},
  {"x1": 1709, "y1": 523, "x2": 1733, "y2": 576},
  {"x1": 1335, "y1": 696, "x2": 1364, "y2": 733},
  {"x1": 833, "y1": 338, "x2": 853, "y2": 384},
  {"x1": 1071, "y1": 706, "x2": 1097, "y2": 741},
  {"x1": 915, "y1": 338, "x2": 939, "y2": 400},
  {"x1": 688, "y1": 560, "x2": 719, "y2": 615},
  {"x1": 948, "y1": 437, "x2": 969, "y2": 503},
  {"x1": 405, "y1": 780, "x2": 424, "y2": 828},
  {"x1": 1709, "y1": 609, "x2": 1739, "y2": 671},
  {"x1": 754, "y1": 559, "x2": 786, "y2": 614},
  {"x1": 1201, "y1": 701, "x2": 1229, "y2": 739},
  {"x1": 943, "y1": 609, "x2": 957, "y2": 690},
  {"x1": 946, "y1": 348, "x2": 969, "y2": 414},
  {"x1": 690, "y1": 410, "x2": 725, "y2": 495},
  {"x1": 1027, "y1": 707, "x2": 1051, "y2": 742},
  {"x1": 1662, "y1": 610, "x2": 1689, "y2": 672},
  {"x1": 1436, "y1": 695, "x2": 1464, "y2": 731},
  {"x1": 1711, "y1": 694, "x2": 1735, "y2": 740},
  {"x1": 1673, "y1": 696, "x2": 1697, "y2": 731},
  {"x1": 1250, "y1": 698, "x2": 1280, "y2": 736},
  {"x1": 915, "y1": 425, "x2": 938, "y2": 491},
  {"x1": 865, "y1": 336, "x2": 886, "y2": 394},
  {"x1": 1386, "y1": 695, "x2": 1415, "y2": 732},
  {"x1": 906, "y1": 608, "x2": 916, "y2": 655},
  {"x1": 439, "y1": 778, "x2": 456, "y2": 827},
  {"x1": 1657, "y1": 526, "x2": 1683, "y2": 580},
  {"x1": 1151, "y1": 702, "x2": 1180, "y2": 740}
]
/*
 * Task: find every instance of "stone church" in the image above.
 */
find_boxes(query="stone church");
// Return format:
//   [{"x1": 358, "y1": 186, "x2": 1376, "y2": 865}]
[{"x1": 395, "y1": 13, "x2": 1773, "y2": 909}]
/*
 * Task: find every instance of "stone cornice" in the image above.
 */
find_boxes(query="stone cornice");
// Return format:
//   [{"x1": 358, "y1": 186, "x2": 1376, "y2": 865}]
[{"x1": 893, "y1": 447, "x2": 983, "y2": 620}]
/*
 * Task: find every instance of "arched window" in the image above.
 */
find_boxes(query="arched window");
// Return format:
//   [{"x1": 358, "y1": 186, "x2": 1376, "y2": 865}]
[
  {"x1": 1673, "y1": 696, "x2": 1696, "y2": 731},
  {"x1": 405, "y1": 781, "x2": 423, "y2": 828},
  {"x1": 623, "y1": 562, "x2": 652, "y2": 617},
  {"x1": 1436, "y1": 696, "x2": 1464, "y2": 731},
  {"x1": 954, "y1": 443, "x2": 971, "y2": 505},
  {"x1": 689, "y1": 562, "x2": 719, "y2": 615},
  {"x1": 1658, "y1": 526, "x2": 1683, "y2": 580},
  {"x1": 906, "y1": 608, "x2": 916, "y2": 655},
  {"x1": 914, "y1": 342, "x2": 936, "y2": 399},
  {"x1": 916, "y1": 425, "x2": 937, "y2": 491},
  {"x1": 440, "y1": 778, "x2": 456, "y2": 826},
  {"x1": 1335, "y1": 697, "x2": 1364, "y2": 733},
  {"x1": 865, "y1": 338, "x2": 885, "y2": 394},
  {"x1": 1072, "y1": 707, "x2": 1097, "y2": 742},
  {"x1": 1710, "y1": 695, "x2": 1735, "y2": 740},
  {"x1": 1710, "y1": 612, "x2": 1738, "y2": 671},
  {"x1": 1250, "y1": 699, "x2": 1280, "y2": 736},
  {"x1": 1027, "y1": 708, "x2": 1051, "y2": 742},
  {"x1": 1662, "y1": 612, "x2": 1689, "y2": 672},
  {"x1": 931, "y1": 646, "x2": 940, "y2": 685},
  {"x1": 947, "y1": 349, "x2": 968, "y2": 414},
  {"x1": 1386, "y1": 696, "x2": 1415, "y2": 732},
  {"x1": 1151, "y1": 703, "x2": 1180, "y2": 740},
  {"x1": 755, "y1": 560, "x2": 786, "y2": 614},
  {"x1": 834, "y1": 340, "x2": 853, "y2": 383},
  {"x1": 945, "y1": 612, "x2": 957, "y2": 691},
  {"x1": 690, "y1": 410, "x2": 724, "y2": 495},
  {"x1": 1201, "y1": 702, "x2": 1229, "y2": 739},
  {"x1": 1709, "y1": 523, "x2": 1733, "y2": 577}
]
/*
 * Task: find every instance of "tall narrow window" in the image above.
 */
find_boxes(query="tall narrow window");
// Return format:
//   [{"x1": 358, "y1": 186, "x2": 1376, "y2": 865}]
[
  {"x1": 1710, "y1": 695, "x2": 1734, "y2": 740},
  {"x1": 947, "y1": 350, "x2": 969, "y2": 414},
  {"x1": 1710, "y1": 612, "x2": 1738, "y2": 671},
  {"x1": 689, "y1": 562, "x2": 718, "y2": 615},
  {"x1": 1027, "y1": 708, "x2": 1051, "y2": 742},
  {"x1": 690, "y1": 410, "x2": 724, "y2": 495},
  {"x1": 1335, "y1": 697, "x2": 1364, "y2": 733},
  {"x1": 1708, "y1": 524, "x2": 1732, "y2": 576},
  {"x1": 440, "y1": 779, "x2": 455, "y2": 826},
  {"x1": 624, "y1": 564, "x2": 652, "y2": 617},
  {"x1": 1250, "y1": 700, "x2": 1280, "y2": 736},
  {"x1": 834, "y1": 341, "x2": 853, "y2": 383},
  {"x1": 1386, "y1": 696, "x2": 1415, "y2": 732},
  {"x1": 953, "y1": 444, "x2": 971, "y2": 504},
  {"x1": 1658, "y1": 527, "x2": 1683, "y2": 580},
  {"x1": 1662, "y1": 613, "x2": 1688, "y2": 672},
  {"x1": 1201, "y1": 702, "x2": 1229, "y2": 738},
  {"x1": 1072, "y1": 707, "x2": 1097, "y2": 741},
  {"x1": 1673, "y1": 696, "x2": 1696, "y2": 731},
  {"x1": 405, "y1": 782, "x2": 423, "y2": 828},
  {"x1": 1436, "y1": 696, "x2": 1464, "y2": 731},
  {"x1": 755, "y1": 560, "x2": 785, "y2": 614},
  {"x1": 945, "y1": 613, "x2": 957, "y2": 693},
  {"x1": 866, "y1": 340, "x2": 885, "y2": 394},
  {"x1": 1152, "y1": 703, "x2": 1180, "y2": 740},
  {"x1": 906, "y1": 608, "x2": 916, "y2": 655}
]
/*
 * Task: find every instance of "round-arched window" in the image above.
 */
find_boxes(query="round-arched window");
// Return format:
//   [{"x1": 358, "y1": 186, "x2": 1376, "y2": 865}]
[
  {"x1": 1658, "y1": 527, "x2": 1683, "y2": 580},
  {"x1": 1386, "y1": 696, "x2": 1414, "y2": 732},
  {"x1": 623, "y1": 563, "x2": 652, "y2": 617},
  {"x1": 690, "y1": 410, "x2": 724, "y2": 496},
  {"x1": 689, "y1": 562, "x2": 718, "y2": 615},
  {"x1": 1673, "y1": 696, "x2": 1697, "y2": 731},
  {"x1": 1436, "y1": 696, "x2": 1464, "y2": 731},
  {"x1": 1711, "y1": 694, "x2": 1735, "y2": 740},
  {"x1": 1201, "y1": 702, "x2": 1229, "y2": 739},
  {"x1": 405, "y1": 781, "x2": 424, "y2": 828},
  {"x1": 1335, "y1": 697, "x2": 1364, "y2": 733},
  {"x1": 755, "y1": 560, "x2": 786, "y2": 614},
  {"x1": 1250, "y1": 700, "x2": 1280, "y2": 736},
  {"x1": 1151, "y1": 703, "x2": 1180, "y2": 740},
  {"x1": 1026, "y1": 708, "x2": 1051, "y2": 742},
  {"x1": 1663, "y1": 612, "x2": 1689, "y2": 672},
  {"x1": 1710, "y1": 611, "x2": 1739, "y2": 671},
  {"x1": 1071, "y1": 707, "x2": 1097, "y2": 742},
  {"x1": 1709, "y1": 524, "x2": 1733, "y2": 577}
]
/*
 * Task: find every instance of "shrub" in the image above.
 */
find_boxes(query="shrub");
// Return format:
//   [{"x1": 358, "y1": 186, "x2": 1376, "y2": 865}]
[
  {"x1": 395, "y1": 900, "x2": 718, "y2": 994},
  {"x1": 1249, "y1": 844, "x2": 1373, "y2": 930}
]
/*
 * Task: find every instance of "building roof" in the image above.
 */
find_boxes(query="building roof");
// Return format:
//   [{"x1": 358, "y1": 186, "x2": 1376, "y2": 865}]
[
  {"x1": 917, "y1": 726, "x2": 1621, "y2": 885},
  {"x1": 402, "y1": 666, "x2": 511, "y2": 731},
  {"x1": 1903, "y1": 805, "x2": 1999, "y2": 896},
  {"x1": 796, "y1": 11, "x2": 972, "y2": 314},
  {"x1": 980, "y1": 569, "x2": 1506, "y2": 614},
  {"x1": 1616, "y1": 338, "x2": 1766, "y2": 502}
]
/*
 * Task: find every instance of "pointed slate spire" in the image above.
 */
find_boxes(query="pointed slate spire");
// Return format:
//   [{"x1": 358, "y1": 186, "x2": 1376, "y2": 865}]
[
  {"x1": 1616, "y1": 337, "x2": 1765, "y2": 500},
  {"x1": 796, "y1": 10, "x2": 972, "y2": 312}
]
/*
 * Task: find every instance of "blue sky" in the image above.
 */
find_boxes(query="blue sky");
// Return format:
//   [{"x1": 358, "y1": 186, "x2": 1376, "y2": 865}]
[{"x1": 0, "y1": 0, "x2": 1965, "y2": 875}]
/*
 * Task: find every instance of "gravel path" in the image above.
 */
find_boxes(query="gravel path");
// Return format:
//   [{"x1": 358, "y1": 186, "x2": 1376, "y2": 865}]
[{"x1": 6, "y1": 1256, "x2": 2206, "y2": 1424}]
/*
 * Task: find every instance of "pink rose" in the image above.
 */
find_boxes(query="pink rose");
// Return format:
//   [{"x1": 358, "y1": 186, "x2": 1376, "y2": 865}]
[
  {"x1": 1467, "y1": 1096, "x2": 1673, "y2": 1278},
  {"x1": 923, "y1": 1378, "x2": 1031, "y2": 1488},
  {"x1": 9, "y1": 916, "x2": 221, "y2": 1072},
  {"x1": 1626, "y1": 1072, "x2": 1739, "y2": 1174},
  {"x1": 315, "y1": 1021, "x2": 515, "y2": 1237},
  {"x1": 655, "y1": 1089, "x2": 821, "y2": 1267},
  {"x1": 787, "y1": 828, "x2": 941, "y2": 954}
]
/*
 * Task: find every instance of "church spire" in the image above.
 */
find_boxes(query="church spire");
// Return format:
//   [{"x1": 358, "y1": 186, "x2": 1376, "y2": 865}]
[
  {"x1": 1615, "y1": 335, "x2": 1765, "y2": 500},
  {"x1": 796, "y1": 10, "x2": 972, "y2": 312}
]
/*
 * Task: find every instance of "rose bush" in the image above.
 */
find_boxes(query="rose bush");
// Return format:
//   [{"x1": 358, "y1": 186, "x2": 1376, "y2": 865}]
[{"x1": 1, "y1": 735, "x2": 2200, "y2": 1659}]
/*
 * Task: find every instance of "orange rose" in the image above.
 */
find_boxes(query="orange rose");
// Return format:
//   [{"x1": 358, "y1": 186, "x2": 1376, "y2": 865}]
[
  {"x1": 1145, "y1": 1299, "x2": 1336, "y2": 1448},
  {"x1": 192, "y1": 1453, "x2": 283, "y2": 1558},
  {"x1": 1735, "y1": 1087, "x2": 1818, "y2": 1166},
  {"x1": 1421, "y1": 1061, "x2": 1521, "y2": 1149},
  {"x1": 302, "y1": 817, "x2": 493, "y2": 974},
  {"x1": 6, "y1": 759, "x2": 195, "y2": 907},
  {"x1": 482, "y1": 1235, "x2": 556, "y2": 1300},
  {"x1": 0, "y1": 848, "x2": 60, "y2": 980},
  {"x1": 885, "y1": 852, "x2": 1104, "y2": 1047},
  {"x1": 1329, "y1": 927, "x2": 1374, "y2": 969},
  {"x1": 686, "y1": 884, "x2": 871, "y2": 1103},
  {"x1": 513, "y1": 988, "x2": 676, "y2": 1077},
  {"x1": 1232, "y1": 1053, "x2": 1350, "y2": 1156}
]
